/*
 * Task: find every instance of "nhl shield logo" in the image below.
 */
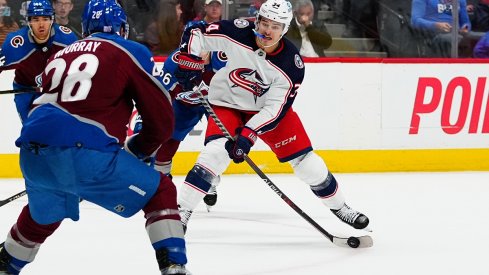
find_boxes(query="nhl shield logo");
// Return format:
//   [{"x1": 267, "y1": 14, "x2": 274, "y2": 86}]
[{"x1": 114, "y1": 204, "x2": 125, "y2": 213}]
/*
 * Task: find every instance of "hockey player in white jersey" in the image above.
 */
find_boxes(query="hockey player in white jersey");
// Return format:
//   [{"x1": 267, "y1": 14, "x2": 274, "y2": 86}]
[{"x1": 174, "y1": 0, "x2": 370, "y2": 233}]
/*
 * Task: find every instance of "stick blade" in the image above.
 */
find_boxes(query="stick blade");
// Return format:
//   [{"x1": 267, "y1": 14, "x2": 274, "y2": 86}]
[{"x1": 332, "y1": 235, "x2": 373, "y2": 248}]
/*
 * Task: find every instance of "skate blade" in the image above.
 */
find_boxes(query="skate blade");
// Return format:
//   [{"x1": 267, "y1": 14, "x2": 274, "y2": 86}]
[{"x1": 362, "y1": 226, "x2": 373, "y2": 232}]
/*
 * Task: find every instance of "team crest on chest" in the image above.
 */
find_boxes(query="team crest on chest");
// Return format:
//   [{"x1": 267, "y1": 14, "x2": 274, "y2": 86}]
[
  {"x1": 229, "y1": 68, "x2": 271, "y2": 100},
  {"x1": 294, "y1": 54, "x2": 304, "y2": 69},
  {"x1": 10, "y1": 35, "x2": 24, "y2": 48},
  {"x1": 234, "y1": 19, "x2": 249, "y2": 28},
  {"x1": 59, "y1": 26, "x2": 73, "y2": 34}
]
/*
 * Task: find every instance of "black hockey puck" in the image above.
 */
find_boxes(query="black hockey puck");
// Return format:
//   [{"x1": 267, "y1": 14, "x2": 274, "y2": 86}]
[{"x1": 347, "y1": 237, "x2": 360, "y2": 248}]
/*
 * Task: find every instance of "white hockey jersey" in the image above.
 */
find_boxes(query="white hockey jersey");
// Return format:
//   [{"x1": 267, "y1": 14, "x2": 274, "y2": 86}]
[{"x1": 181, "y1": 19, "x2": 305, "y2": 134}]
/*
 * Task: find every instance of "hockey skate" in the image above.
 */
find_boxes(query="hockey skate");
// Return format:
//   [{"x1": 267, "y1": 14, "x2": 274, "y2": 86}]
[
  {"x1": 178, "y1": 207, "x2": 193, "y2": 234},
  {"x1": 331, "y1": 203, "x2": 370, "y2": 230},
  {"x1": 0, "y1": 243, "x2": 13, "y2": 275},
  {"x1": 156, "y1": 247, "x2": 189, "y2": 275},
  {"x1": 203, "y1": 185, "x2": 217, "y2": 212},
  {"x1": 160, "y1": 264, "x2": 188, "y2": 275}
]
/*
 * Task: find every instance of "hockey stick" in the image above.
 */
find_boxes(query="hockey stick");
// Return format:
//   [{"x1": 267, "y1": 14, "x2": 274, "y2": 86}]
[
  {"x1": 0, "y1": 190, "x2": 26, "y2": 207},
  {"x1": 0, "y1": 88, "x2": 40, "y2": 95},
  {"x1": 0, "y1": 189, "x2": 85, "y2": 207},
  {"x1": 193, "y1": 82, "x2": 373, "y2": 248}
]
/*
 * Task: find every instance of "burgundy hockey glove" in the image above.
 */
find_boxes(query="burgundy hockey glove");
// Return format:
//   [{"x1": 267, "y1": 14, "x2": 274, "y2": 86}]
[
  {"x1": 175, "y1": 52, "x2": 205, "y2": 91},
  {"x1": 225, "y1": 127, "x2": 258, "y2": 163}
]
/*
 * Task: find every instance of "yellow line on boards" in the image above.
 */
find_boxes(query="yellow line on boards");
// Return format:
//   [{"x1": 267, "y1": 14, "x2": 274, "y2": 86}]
[{"x1": 0, "y1": 149, "x2": 488, "y2": 178}]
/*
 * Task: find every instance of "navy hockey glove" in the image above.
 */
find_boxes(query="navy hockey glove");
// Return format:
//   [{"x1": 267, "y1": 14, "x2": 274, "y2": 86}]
[
  {"x1": 175, "y1": 53, "x2": 205, "y2": 91},
  {"x1": 124, "y1": 134, "x2": 155, "y2": 167},
  {"x1": 225, "y1": 127, "x2": 257, "y2": 163}
]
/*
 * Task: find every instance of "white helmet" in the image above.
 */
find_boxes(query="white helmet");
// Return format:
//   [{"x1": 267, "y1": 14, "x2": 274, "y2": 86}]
[{"x1": 256, "y1": 0, "x2": 293, "y2": 36}]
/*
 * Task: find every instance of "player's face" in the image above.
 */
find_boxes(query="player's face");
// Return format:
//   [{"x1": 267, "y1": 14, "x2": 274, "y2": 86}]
[
  {"x1": 29, "y1": 16, "x2": 53, "y2": 41},
  {"x1": 256, "y1": 17, "x2": 284, "y2": 46}
]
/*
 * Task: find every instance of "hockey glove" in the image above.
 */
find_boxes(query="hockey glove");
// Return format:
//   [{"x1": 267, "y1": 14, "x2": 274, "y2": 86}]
[
  {"x1": 175, "y1": 86, "x2": 208, "y2": 106},
  {"x1": 174, "y1": 52, "x2": 205, "y2": 91},
  {"x1": 124, "y1": 134, "x2": 155, "y2": 167},
  {"x1": 225, "y1": 127, "x2": 257, "y2": 163}
]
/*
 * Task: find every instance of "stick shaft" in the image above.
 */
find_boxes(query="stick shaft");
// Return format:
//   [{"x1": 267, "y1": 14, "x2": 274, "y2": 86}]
[
  {"x1": 194, "y1": 83, "x2": 335, "y2": 241},
  {"x1": 0, "y1": 88, "x2": 40, "y2": 95},
  {"x1": 0, "y1": 190, "x2": 27, "y2": 207}
]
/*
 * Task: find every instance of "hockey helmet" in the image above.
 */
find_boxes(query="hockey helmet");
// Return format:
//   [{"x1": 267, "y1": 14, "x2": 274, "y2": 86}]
[
  {"x1": 256, "y1": 0, "x2": 293, "y2": 36},
  {"x1": 26, "y1": 0, "x2": 55, "y2": 20},
  {"x1": 81, "y1": 0, "x2": 129, "y2": 39}
]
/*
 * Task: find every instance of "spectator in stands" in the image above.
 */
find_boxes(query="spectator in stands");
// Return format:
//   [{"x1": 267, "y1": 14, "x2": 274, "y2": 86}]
[
  {"x1": 202, "y1": 0, "x2": 222, "y2": 22},
  {"x1": 473, "y1": 30, "x2": 489, "y2": 56},
  {"x1": 411, "y1": 0, "x2": 471, "y2": 57},
  {"x1": 0, "y1": 0, "x2": 18, "y2": 45},
  {"x1": 286, "y1": 0, "x2": 332, "y2": 57},
  {"x1": 52, "y1": 0, "x2": 82, "y2": 38},
  {"x1": 15, "y1": 1, "x2": 29, "y2": 27},
  {"x1": 472, "y1": 0, "x2": 489, "y2": 32},
  {"x1": 342, "y1": 0, "x2": 379, "y2": 39},
  {"x1": 144, "y1": 0, "x2": 184, "y2": 55}
]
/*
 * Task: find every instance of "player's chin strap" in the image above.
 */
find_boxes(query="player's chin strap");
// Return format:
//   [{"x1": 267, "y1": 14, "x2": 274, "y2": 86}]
[{"x1": 192, "y1": 82, "x2": 373, "y2": 249}]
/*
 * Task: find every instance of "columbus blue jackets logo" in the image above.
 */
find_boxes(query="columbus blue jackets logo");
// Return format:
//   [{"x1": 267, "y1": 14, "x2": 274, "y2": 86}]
[{"x1": 229, "y1": 68, "x2": 270, "y2": 98}]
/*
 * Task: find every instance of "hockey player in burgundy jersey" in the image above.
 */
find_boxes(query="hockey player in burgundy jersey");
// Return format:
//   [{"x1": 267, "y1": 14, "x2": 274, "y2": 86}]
[
  {"x1": 0, "y1": 1, "x2": 188, "y2": 275},
  {"x1": 174, "y1": 0, "x2": 370, "y2": 233},
  {"x1": 0, "y1": 0, "x2": 77, "y2": 123},
  {"x1": 129, "y1": 47, "x2": 227, "y2": 210}
]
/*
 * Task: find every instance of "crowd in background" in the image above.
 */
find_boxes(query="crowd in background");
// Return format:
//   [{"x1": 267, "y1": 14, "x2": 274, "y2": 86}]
[{"x1": 2, "y1": 0, "x2": 489, "y2": 58}]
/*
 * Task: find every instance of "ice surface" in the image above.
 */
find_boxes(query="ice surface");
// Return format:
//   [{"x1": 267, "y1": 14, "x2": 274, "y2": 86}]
[{"x1": 1, "y1": 172, "x2": 488, "y2": 275}]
